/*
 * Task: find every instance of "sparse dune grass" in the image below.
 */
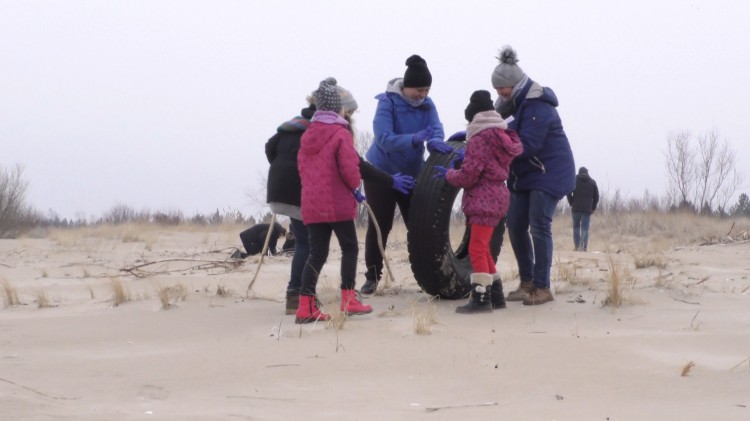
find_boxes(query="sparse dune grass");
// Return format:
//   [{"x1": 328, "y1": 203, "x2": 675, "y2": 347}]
[
  {"x1": 110, "y1": 277, "x2": 131, "y2": 306},
  {"x1": 411, "y1": 296, "x2": 438, "y2": 335},
  {"x1": 2, "y1": 278, "x2": 21, "y2": 307},
  {"x1": 155, "y1": 283, "x2": 188, "y2": 309},
  {"x1": 35, "y1": 288, "x2": 52, "y2": 308}
]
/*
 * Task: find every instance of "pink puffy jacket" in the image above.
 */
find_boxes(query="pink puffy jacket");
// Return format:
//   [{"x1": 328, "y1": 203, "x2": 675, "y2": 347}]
[{"x1": 298, "y1": 121, "x2": 361, "y2": 224}]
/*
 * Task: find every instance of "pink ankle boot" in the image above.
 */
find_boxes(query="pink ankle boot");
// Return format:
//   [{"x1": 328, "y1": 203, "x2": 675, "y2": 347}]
[
  {"x1": 295, "y1": 295, "x2": 330, "y2": 324},
  {"x1": 341, "y1": 289, "x2": 372, "y2": 315}
]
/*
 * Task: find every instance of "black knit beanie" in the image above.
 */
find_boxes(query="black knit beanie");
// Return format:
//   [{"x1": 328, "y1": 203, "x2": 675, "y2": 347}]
[
  {"x1": 403, "y1": 55, "x2": 432, "y2": 88},
  {"x1": 464, "y1": 90, "x2": 494, "y2": 122}
]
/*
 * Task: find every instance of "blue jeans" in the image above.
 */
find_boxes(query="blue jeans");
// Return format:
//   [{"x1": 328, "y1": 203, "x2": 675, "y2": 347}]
[
  {"x1": 506, "y1": 190, "x2": 560, "y2": 289},
  {"x1": 572, "y1": 212, "x2": 591, "y2": 251},
  {"x1": 287, "y1": 218, "x2": 309, "y2": 294}
]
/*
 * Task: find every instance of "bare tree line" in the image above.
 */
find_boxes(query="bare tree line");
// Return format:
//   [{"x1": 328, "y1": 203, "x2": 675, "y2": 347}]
[
  {"x1": 665, "y1": 128, "x2": 742, "y2": 214},
  {"x1": 2, "y1": 128, "x2": 748, "y2": 238}
]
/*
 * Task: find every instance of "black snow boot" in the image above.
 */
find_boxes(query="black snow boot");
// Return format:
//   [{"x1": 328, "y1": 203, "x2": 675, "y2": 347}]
[
  {"x1": 489, "y1": 279, "x2": 506, "y2": 309},
  {"x1": 455, "y1": 276, "x2": 493, "y2": 314}
]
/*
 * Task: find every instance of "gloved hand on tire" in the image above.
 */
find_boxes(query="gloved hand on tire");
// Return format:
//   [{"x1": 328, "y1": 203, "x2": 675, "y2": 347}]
[{"x1": 391, "y1": 172, "x2": 415, "y2": 194}]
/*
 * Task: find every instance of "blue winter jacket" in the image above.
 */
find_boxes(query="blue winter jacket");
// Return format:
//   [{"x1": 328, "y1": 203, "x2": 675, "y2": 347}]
[
  {"x1": 366, "y1": 79, "x2": 445, "y2": 178},
  {"x1": 505, "y1": 79, "x2": 575, "y2": 199}
]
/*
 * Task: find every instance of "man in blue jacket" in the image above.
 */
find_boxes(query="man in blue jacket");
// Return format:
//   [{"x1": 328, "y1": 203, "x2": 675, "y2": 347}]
[{"x1": 492, "y1": 45, "x2": 576, "y2": 306}]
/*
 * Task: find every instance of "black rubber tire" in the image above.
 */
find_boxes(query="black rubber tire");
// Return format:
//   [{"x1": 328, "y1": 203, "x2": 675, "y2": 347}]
[{"x1": 407, "y1": 140, "x2": 505, "y2": 299}]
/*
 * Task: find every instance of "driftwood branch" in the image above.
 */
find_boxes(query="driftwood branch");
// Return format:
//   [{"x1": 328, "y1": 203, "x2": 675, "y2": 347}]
[
  {"x1": 0, "y1": 377, "x2": 79, "y2": 400},
  {"x1": 120, "y1": 258, "x2": 242, "y2": 278},
  {"x1": 425, "y1": 401, "x2": 498, "y2": 412}
]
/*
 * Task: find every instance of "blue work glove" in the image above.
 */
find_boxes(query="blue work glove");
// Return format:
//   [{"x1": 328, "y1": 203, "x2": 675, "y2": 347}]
[
  {"x1": 433, "y1": 165, "x2": 448, "y2": 179},
  {"x1": 450, "y1": 149, "x2": 465, "y2": 168},
  {"x1": 391, "y1": 172, "x2": 415, "y2": 195},
  {"x1": 426, "y1": 139, "x2": 453, "y2": 154},
  {"x1": 352, "y1": 189, "x2": 366, "y2": 203},
  {"x1": 412, "y1": 127, "x2": 434, "y2": 146},
  {"x1": 447, "y1": 131, "x2": 467, "y2": 142}
]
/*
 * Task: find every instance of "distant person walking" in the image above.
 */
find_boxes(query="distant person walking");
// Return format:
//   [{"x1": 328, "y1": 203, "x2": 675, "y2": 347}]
[
  {"x1": 362, "y1": 54, "x2": 453, "y2": 294},
  {"x1": 567, "y1": 167, "x2": 599, "y2": 252},
  {"x1": 491, "y1": 45, "x2": 575, "y2": 306}
]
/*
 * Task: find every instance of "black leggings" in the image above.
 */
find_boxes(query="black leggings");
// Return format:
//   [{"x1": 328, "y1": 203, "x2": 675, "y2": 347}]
[
  {"x1": 363, "y1": 179, "x2": 411, "y2": 280},
  {"x1": 299, "y1": 220, "x2": 359, "y2": 296}
]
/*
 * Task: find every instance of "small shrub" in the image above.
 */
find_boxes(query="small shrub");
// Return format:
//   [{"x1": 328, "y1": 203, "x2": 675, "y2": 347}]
[
  {"x1": 1, "y1": 278, "x2": 20, "y2": 307},
  {"x1": 110, "y1": 278, "x2": 131, "y2": 306}
]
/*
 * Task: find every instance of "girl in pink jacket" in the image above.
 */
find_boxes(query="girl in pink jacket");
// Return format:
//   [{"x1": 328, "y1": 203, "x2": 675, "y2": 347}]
[
  {"x1": 295, "y1": 78, "x2": 372, "y2": 324},
  {"x1": 435, "y1": 90, "x2": 523, "y2": 314}
]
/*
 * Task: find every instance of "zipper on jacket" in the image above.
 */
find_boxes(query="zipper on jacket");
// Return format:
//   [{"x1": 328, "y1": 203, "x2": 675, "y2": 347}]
[{"x1": 530, "y1": 156, "x2": 546, "y2": 173}]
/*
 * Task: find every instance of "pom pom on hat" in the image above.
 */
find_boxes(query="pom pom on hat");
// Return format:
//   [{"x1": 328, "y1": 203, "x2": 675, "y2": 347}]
[
  {"x1": 314, "y1": 77, "x2": 343, "y2": 112},
  {"x1": 403, "y1": 54, "x2": 432, "y2": 88},
  {"x1": 491, "y1": 45, "x2": 526, "y2": 88},
  {"x1": 464, "y1": 90, "x2": 495, "y2": 122}
]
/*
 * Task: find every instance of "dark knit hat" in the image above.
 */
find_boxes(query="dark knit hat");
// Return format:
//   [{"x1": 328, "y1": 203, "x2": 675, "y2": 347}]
[
  {"x1": 314, "y1": 77, "x2": 342, "y2": 112},
  {"x1": 403, "y1": 54, "x2": 432, "y2": 88},
  {"x1": 491, "y1": 45, "x2": 525, "y2": 88},
  {"x1": 579, "y1": 167, "x2": 589, "y2": 175},
  {"x1": 464, "y1": 90, "x2": 495, "y2": 122}
]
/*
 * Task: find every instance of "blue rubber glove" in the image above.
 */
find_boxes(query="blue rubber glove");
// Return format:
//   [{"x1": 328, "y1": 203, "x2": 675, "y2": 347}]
[
  {"x1": 451, "y1": 148, "x2": 465, "y2": 168},
  {"x1": 447, "y1": 131, "x2": 467, "y2": 142},
  {"x1": 412, "y1": 128, "x2": 434, "y2": 146},
  {"x1": 391, "y1": 172, "x2": 415, "y2": 195},
  {"x1": 426, "y1": 139, "x2": 453, "y2": 154},
  {"x1": 352, "y1": 189, "x2": 366, "y2": 203},
  {"x1": 352, "y1": 189, "x2": 365, "y2": 203},
  {"x1": 433, "y1": 165, "x2": 448, "y2": 179}
]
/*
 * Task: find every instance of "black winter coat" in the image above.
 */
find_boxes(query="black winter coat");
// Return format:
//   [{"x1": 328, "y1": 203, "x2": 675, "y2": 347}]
[
  {"x1": 567, "y1": 173, "x2": 599, "y2": 214},
  {"x1": 265, "y1": 106, "x2": 393, "y2": 208}
]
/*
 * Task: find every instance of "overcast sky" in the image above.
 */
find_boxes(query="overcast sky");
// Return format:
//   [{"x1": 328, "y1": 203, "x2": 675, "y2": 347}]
[{"x1": 2, "y1": 0, "x2": 749, "y2": 220}]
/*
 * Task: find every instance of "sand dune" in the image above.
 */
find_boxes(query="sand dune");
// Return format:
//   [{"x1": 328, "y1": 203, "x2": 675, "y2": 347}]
[{"x1": 1, "y1": 222, "x2": 749, "y2": 420}]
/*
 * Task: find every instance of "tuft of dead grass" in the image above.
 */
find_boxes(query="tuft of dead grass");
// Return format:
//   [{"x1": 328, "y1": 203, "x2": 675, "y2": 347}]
[
  {"x1": 602, "y1": 256, "x2": 635, "y2": 307},
  {"x1": 411, "y1": 296, "x2": 438, "y2": 335},
  {"x1": 681, "y1": 361, "x2": 696, "y2": 376},
  {"x1": 2, "y1": 278, "x2": 20, "y2": 307},
  {"x1": 110, "y1": 277, "x2": 131, "y2": 306},
  {"x1": 631, "y1": 250, "x2": 668, "y2": 269},
  {"x1": 155, "y1": 283, "x2": 188, "y2": 309},
  {"x1": 35, "y1": 288, "x2": 52, "y2": 308}
]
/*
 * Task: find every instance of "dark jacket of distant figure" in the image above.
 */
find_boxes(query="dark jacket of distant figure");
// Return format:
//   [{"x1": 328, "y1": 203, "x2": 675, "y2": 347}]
[
  {"x1": 502, "y1": 78, "x2": 576, "y2": 199},
  {"x1": 266, "y1": 106, "x2": 394, "y2": 212},
  {"x1": 240, "y1": 222, "x2": 283, "y2": 255},
  {"x1": 567, "y1": 169, "x2": 599, "y2": 214}
]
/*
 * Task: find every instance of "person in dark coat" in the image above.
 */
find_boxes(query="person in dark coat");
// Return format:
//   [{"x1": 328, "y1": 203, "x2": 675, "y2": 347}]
[
  {"x1": 492, "y1": 45, "x2": 576, "y2": 306},
  {"x1": 566, "y1": 167, "x2": 599, "y2": 251},
  {"x1": 238, "y1": 222, "x2": 286, "y2": 257},
  {"x1": 265, "y1": 81, "x2": 415, "y2": 316}
]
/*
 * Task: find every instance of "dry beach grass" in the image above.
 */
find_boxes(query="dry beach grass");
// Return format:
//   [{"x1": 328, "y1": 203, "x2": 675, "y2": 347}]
[{"x1": 1, "y1": 213, "x2": 749, "y2": 420}]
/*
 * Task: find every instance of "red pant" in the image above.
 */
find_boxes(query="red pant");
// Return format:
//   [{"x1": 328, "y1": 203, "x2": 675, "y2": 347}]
[{"x1": 468, "y1": 224, "x2": 496, "y2": 274}]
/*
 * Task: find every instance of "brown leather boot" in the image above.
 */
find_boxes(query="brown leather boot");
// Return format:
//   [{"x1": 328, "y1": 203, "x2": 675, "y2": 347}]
[
  {"x1": 522, "y1": 287, "x2": 554, "y2": 306},
  {"x1": 506, "y1": 281, "x2": 533, "y2": 301}
]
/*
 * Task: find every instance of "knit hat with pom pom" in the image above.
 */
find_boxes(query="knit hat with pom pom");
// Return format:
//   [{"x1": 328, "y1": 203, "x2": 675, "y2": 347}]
[
  {"x1": 491, "y1": 46, "x2": 525, "y2": 88},
  {"x1": 314, "y1": 77, "x2": 343, "y2": 112}
]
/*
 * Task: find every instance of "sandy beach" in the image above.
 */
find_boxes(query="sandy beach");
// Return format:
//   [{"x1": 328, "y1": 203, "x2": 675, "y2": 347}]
[{"x1": 1, "y1": 220, "x2": 749, "y2": 420}]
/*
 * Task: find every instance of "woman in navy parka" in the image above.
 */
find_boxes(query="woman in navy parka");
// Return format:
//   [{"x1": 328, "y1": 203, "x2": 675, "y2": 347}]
[{"x1": 491, "y1": 45, "x2": 575, "y2": 306}]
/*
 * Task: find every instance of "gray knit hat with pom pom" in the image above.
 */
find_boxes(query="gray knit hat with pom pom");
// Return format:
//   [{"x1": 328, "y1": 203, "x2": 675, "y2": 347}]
[
  {"x1": 314, "y1": 77, "x2": 343, "y2": 112},
  {"x1": 491, "y1": 46, "x2": 525, "y2": 88}
]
